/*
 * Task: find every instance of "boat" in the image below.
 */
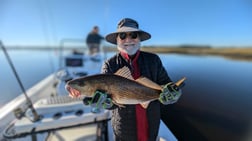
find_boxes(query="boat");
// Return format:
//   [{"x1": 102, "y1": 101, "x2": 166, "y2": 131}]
[{"x1": 0, "y1": 40, "x2": 177, "y2": 141}]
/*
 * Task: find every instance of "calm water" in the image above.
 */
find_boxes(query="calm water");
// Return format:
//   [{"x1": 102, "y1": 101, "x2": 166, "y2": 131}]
[
  {"x1": 159, "y1": 54, "x2": 252, "y2": 141},
  {"x1": 0, "y1": 50, "x2": 59, "y2": 106},
  {"x1": 0, "y1": 50, "x2": 252, "y2": 141}
]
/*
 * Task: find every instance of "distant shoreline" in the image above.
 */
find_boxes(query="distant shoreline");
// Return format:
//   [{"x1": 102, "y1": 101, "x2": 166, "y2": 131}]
[
  {"x1": 105, "y1": 46, "x2": 252, "y2": 61},
  {"x1": 140, "y1": 46, "x2": 252, "y2": 61},
  {"x1": 4, "y1": 45, "x2": 252, "y2": 61}
]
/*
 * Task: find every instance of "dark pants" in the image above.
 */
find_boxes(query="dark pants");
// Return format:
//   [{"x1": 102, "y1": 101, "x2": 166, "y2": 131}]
[{"x1": 88, "y1": 44, "x2": 100, "y2": 55}]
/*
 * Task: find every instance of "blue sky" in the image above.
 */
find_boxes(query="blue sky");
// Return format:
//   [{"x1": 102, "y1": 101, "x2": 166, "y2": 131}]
[{"x1": 0, "y1": 0, "x2": 252, "y2": 47}]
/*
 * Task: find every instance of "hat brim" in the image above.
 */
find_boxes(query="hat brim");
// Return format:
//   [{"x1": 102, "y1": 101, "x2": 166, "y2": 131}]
[{"x1": 105, "y1": 27, "x2": 151, "y2": 45}]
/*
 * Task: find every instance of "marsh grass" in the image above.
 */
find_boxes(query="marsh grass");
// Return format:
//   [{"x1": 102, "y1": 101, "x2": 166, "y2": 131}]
[
  {"x1": 104, "y1": 46, "x2": 252, "y2": 61},
  {"x1": 6, "y1": 45, "x2": 252, "y2": 61}
]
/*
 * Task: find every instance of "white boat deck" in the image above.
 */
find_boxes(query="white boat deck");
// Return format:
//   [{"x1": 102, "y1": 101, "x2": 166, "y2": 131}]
[{"x1": 0, "y1": 48, "x2": 177, "y2": 141}]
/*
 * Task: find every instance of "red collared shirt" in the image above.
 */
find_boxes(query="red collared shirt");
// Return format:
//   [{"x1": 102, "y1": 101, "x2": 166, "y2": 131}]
[{"x1": 120, "y1": 51, "x2": 149, "y2": 141}]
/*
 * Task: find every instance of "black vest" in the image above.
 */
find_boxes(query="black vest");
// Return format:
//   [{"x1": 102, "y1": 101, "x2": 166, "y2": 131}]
[{"x1": 102, "y1": 51, "x2": 171, "y2": 141}]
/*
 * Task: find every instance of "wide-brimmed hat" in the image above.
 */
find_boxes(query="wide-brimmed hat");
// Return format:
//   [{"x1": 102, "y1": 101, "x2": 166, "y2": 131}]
[{"x1": 105, "y1": 18, "x2": 151, "y2": 45}]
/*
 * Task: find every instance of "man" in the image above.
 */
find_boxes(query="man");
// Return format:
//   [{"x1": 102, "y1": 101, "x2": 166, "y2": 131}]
[
  {"x1": 81, "y1": 18, "x2": 182, "y2": 141},
  {"x1": 86, "y1": 26, "x2": 104, "y2": 55}
]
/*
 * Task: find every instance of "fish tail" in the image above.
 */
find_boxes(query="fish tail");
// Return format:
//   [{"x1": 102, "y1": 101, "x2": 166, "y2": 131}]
[{"x1": 175, "y1": 77, "x2": 186, "y2": 88}]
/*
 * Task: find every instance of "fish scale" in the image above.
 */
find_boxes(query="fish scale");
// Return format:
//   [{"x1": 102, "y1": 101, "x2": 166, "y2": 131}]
[
  {"x1": 66, "y1": 67, "x2": 186, "y2": 107},
  {"x1": 66, "y1": 74, "x2": 161, "y2": 105}
]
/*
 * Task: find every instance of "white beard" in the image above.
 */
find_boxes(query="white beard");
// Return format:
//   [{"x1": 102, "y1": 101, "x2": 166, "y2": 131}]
[{"x1": 117, "y1": 42, "x2": 141, "y2": 55}]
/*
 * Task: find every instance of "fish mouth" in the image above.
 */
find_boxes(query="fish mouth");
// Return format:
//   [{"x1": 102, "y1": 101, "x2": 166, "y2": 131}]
[{"x1": 66, "y1": 85, "x2": 81, "y2": 97}]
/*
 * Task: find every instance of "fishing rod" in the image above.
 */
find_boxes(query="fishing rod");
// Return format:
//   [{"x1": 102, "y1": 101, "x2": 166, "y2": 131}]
[{"x1": 0, "y1": 41, "x2": 40, "y2": 122}]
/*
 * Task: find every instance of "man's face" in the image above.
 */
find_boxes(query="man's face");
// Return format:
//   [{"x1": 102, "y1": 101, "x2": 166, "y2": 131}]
[
  {"x1": 116, "y1": 32, "x2": 140, "y2": 55},
  {"x1": 93, "y1": 28, "x2": 99, "y2": 33}
]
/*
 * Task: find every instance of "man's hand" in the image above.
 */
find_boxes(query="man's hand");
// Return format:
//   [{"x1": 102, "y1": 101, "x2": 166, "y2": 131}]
[
  {"x1": 83, "y1": 90, "x2": 113, "y2": 113},
  {"x1": 159, "y1": 82, "x2": 182, "y2": 105}
]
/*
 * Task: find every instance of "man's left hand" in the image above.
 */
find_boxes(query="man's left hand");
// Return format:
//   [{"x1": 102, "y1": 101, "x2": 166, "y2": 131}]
[{"x1": 159, "y1": 82, "x2": 182, "y2": 105}]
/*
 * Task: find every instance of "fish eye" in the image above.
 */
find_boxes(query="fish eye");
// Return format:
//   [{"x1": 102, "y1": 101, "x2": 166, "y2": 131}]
[{"x1": 78, "y1": 81, "x2": 85, "y2": 87}]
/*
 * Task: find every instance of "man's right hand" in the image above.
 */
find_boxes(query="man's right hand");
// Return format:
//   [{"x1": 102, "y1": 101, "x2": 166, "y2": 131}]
[{"x1": 83, "y1": 90, "x2": 113, "y2": 113}]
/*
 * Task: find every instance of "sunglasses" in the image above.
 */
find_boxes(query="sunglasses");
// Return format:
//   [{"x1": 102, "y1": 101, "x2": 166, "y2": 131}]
[{"x1": 118, "y1": 32, "x2": 138, "y2": 40}]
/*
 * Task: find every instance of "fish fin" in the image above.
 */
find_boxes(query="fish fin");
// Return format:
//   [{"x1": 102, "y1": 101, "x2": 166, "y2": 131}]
[
  {"x1": 161, "y1": 77, "x2": 187, "y2": 88},
  {"x1": 113, "y1": 101, "x2": 125, "y2": 108},
  {"x1": 135, "y1": 77, "x2": 162, "y2": 90},
  {"x1": 114, "y1": 66, "x2": 134, "y2": 80},
  {"x1": 140, "y1": 101, "x2": 150, "y2": 109}
]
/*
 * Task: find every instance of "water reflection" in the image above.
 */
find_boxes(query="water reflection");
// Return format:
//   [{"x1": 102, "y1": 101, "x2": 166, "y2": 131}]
[{"x1": 160, "y1": 54, "x2": 252, "y2": 141}]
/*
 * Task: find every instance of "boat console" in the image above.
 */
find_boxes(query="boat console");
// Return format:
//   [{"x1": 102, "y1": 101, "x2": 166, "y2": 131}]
[{"x1": 56, "y1": 52, "x2": 104, "y2": 96}]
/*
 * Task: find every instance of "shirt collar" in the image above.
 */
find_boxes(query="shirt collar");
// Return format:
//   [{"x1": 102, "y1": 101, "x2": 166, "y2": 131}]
[{"x1": 120, "y1": 50, "x2": 140, "y2": 62}]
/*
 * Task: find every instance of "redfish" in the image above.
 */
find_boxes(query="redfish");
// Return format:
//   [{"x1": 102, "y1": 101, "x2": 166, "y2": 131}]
[{"x1": 65, "y1": 66, "x2": 185, "y2": 108}]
